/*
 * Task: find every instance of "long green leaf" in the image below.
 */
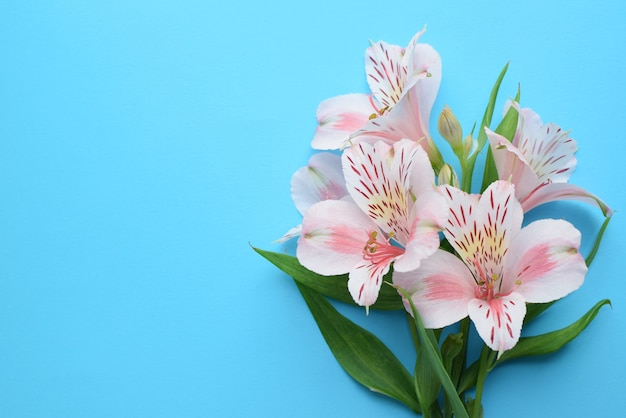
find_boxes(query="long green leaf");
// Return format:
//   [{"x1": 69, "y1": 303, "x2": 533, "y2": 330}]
[
  {"x1": 254, "y1": 247, "x2": 403, "y2": 310},
  {"x1": 586, "y1": 215, "x2": 612, "y2": 267},
  {"x1": 476, "y1": 63, "x2": 509, "y2": 152},
  {"x1": 497, "y1": 299, "x2": 611, "y2": 363},
  {"x1": 395, "y1": 286, "x2": 469, "y2": 418},
  {"x1": 295, "y1": 281, "x2": 421, "y2": 413},
  {"x1": 523, "y1": 301, "x2": 555, "y2": 325},
  {"x1": 462, "y1": 63, "x2": 509, "y2": 192},
  {"x1": 480, "y1": 87, "x2": 520, "y2": 192}
]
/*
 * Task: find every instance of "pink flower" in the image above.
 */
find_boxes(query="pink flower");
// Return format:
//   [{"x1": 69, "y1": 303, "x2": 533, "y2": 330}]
[
  {"x1": 485, "y1": 104, "x2": 611, "y2": 215},
  {"x1": 278, "y1": 152, "x2": 349, "y2": 242},
  {"x1": 311, "y1": 28, "x2": 443, "y2": 169},
  {"x1": 297, "y1": 139, "x2": 448, "y2": 308},
  {"x1": 394, "y1": 181, "x2": 588, "y2": 354}
]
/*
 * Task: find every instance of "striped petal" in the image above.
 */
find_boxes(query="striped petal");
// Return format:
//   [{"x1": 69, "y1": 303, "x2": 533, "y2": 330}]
[
  {"x1": 441, "y1": 181, "x2": 523, "y2": 285},
  {"x1": 514, "y1": 108, "x2": 578, "y2": 184},
  {"x1": 365, "y1": 40, "x2": 407, "y2": 109},
  {"x1": 342, "y1": 140, "x2": 418, "y2": 244},
  {"x1": 468, "y1": 292, "x2": 526, "y2": 355}
]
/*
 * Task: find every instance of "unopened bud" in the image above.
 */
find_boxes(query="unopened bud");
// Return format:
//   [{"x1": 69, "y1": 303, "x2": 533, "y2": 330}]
[
  {"x1": 438, "y1": 163, "x2": 460, "y2": 188},
  {"x1": 463, "y1": 134, "x2": 475, "y2": 157},
  {"x1": 438, "y1": 106, "x2": 463, "y2": 153}
]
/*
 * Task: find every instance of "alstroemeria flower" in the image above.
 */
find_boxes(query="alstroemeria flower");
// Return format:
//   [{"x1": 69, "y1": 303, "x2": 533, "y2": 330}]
[
  {"x1": 312, "y1": 27, "x2": 442, "y2": 165},
  {"x1": 394, "y1": 181, "x2": 587, "y2": 354},
  {"x1": 486, "y1": 104, "x2": 611, "y2": 215},
  {"x1": 278, "y1": 152, "x2": 349, "y2": 242},
  {"x1": 349, "y1": 41, "x2": 444, "y2": 170},
  {"x1": 297, "y1": 139, "x2": 448, "y2": 308}
]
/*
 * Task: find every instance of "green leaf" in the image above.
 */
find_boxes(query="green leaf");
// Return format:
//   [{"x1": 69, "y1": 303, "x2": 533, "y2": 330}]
[
  {"x1": 441, "y1": 332, "x2": 464, "y2": 376},
  {"x1": 254, "y1": 247, "x2": 403, "y2": 310},
  {"x1": 458, "y1": 299, "x2": 609, "y2": 393},
  {"x1": 480, "y1": 87, "x2": 520, "y2": 192},
  {"x1": 415, "y1": 346, "x2": 442, "y2": 414},
  {"x1": 457, "y1": 361, "x2": 478, "y2": 394},
  {"x1": 295, "y1": 281, "x2": 421, "y2": 413},
  {"x1": 497, "y1": 299, "x2": 611, "y2": 363},
  {"x1": 585, "y1": 214, "x2": 612, "y2": 267},
  {"x1": 475, "y1": 63, "x2": 509, "y2": 152},
  {"x1": 395, "y1": 286, "x2": 470, "y2": 418},
  {"x1": 462, "y1": 63, "x2": 509, "y2": 192}
]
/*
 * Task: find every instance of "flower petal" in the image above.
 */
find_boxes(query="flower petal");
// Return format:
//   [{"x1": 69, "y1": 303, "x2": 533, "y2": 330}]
[
  {"x1": 342, "y1": 140, "x2": 417, "y2": 243},
  {"x1": 394, "y1": 190, "x2": 448, "y2": 272},
  {"x1": 290, "y1": 152, "x2": 347, "y2": 215},
  {"x1": 276, "y1": 224, "x2": 302, "y2": 243},
  {"x1": 486, "y1": 128, "x2": 539, "y2": 199},
  {"x1": 468, "y1": 292, "x2": 526, "y2": 354},
  {"x1": 441, "y1": 181, "x2": 523, "y2": 284},
  {"x1": 520, "y1": 182, "x2": 612, "y2": 216},
  {"x1": 503, "y1": 219, "x2": 587, "y2": 303},
  {"x1": 297, "y1": 200, "x2": 377, "y2": 276},
  {"x1": 393, "y1": 250, "x2": 474, "y2": 329},
  {"x1": 312, "y1": 94, "x2": 376, "y2": 150},
  {"x1": 514, "y1": 107, "x2": 578, "y2": 184},
  {"x1": 348, "y1": 258, "x2": 393, "y2": 308},
  {"x1": 365, "y1": 40, "x2": 407, "y2": 109}
]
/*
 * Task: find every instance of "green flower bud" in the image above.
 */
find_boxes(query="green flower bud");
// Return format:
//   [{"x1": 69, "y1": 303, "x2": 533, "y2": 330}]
[
  {"x1": 438, "y1": 106, "x2": 463, "y2": 153},
  {"x1": 438, "y1": 163, "x2": 460, "y2": 188}
]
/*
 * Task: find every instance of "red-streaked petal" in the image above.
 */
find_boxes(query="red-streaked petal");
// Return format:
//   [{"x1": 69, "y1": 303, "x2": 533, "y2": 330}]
[
  {"x1": 504, "y1": 219, "x2": 587, "y2": 303},
  {"x1": 297, "y1": 200, "x2": 377, "y2": 276},
  {"x1": 441, "y1": 181, "x2": 523, "y2": 284},
  {"x1": 290, "y1": 152, "x2": 347, "y2": 215},
  {"x1": 342, "y1": 140, "x2": 417, "y2": 243},
  {"x1": 516, "y1": 117, "x2": 578, "y2": 184},
  {"x1": 348, "y1": 252, "x2": 398, "y2": 307},
  {"x1": 393, "y1": 250, "x2": 474, "y2": 329},
  {"x1": 468, "y1": 292, "x2": 526, "y2": 355},
  {"x1": 365, "y1": 41, "x2": 407, "y2": 109},
  {"x1": 312, "y1": 94, "x2": 376, "y2": 150}
]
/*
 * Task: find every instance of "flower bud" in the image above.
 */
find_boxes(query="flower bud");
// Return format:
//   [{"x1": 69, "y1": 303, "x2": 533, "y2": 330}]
[
  {"x1": 437, "y1": 163, "x2": 460, "y2": 188},
  {"x1": 463, "y1": 134, "x2": 475, "y2": 157},
  {"x1": 438, "y1": 106, "x2": 463, "y2": 153}
]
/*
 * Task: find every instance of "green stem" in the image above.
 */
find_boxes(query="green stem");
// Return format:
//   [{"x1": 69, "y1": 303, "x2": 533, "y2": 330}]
[
  {"x1": 472, "y1": 346, "x2": 494, "y2": 418},
  {"x1": 406, "y1": 311, "x2": 421, "y2": 353}
]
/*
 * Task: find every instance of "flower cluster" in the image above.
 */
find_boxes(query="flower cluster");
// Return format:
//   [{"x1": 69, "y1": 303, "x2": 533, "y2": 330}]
[{"x1": 261, "y1": 27, "x2": 612, "y2": 417}]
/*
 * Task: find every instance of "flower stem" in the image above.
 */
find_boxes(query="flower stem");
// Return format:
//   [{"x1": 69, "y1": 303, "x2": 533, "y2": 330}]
[{"x1": 472, "y1": 345, "x2": 494, "y2": 418}]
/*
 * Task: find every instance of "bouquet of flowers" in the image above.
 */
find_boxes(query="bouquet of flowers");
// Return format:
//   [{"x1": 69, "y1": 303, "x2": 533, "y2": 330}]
[{"x1": 254, "y1": 27, "x2": 612, "y2": 417}]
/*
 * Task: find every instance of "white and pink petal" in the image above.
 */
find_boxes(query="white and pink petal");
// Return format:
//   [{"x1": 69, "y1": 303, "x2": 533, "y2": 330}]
[
  {"x1": 503, "y1": 219, "x2": 587, "y2": 303},
  {"x1": 393, "y1": 250, "x2": 475, "y2": 329},
  {"x1": 312, "y1": 94, "x2": 378, "y2": 150},
  {"x1": 519, "y1": 182, "x2": 612, "y2": 216},
  {"x1": 290, "y1": 152, "x2": 347, "y2": 215},
  {"x1": 468, "y1": 292, "x2": 526, "y2": 355},
  {"x1": 297, "y1": 200, "x2": 377, "y2": 276},
  {"x1": 394, "y1": 190, "x2": 448, "y2": 272}
]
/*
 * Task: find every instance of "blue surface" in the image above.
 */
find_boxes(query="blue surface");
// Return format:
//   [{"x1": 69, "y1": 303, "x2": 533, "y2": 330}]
[{"x1": 0, "y1": 1, "x2": 624, "y2": 417}]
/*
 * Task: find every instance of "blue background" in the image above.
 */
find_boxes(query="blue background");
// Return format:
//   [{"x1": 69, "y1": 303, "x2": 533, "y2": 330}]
[{"x1": 1, "y1": 1, "x2": 624, "y2": 417}]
